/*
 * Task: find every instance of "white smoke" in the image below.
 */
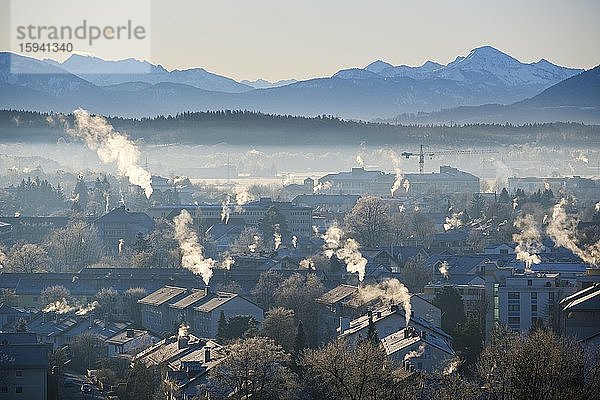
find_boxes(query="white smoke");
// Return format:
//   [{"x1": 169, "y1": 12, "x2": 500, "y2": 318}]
[
  {"x1": 439, "y1": 261, "x2": 449, "y2": 279},
  {"x1": 322, "y1": 224, "x2": 368, "y2": 281},
  {"x1": 576, "y1": 153, "x2": 589, "y2": 164},
  {"x1": 274, "y1": 224, "x2": 282, "y2": 250},
  {"x1": 104, "y1": 192, "x2": 110, "y2": 213},
  {"x1": 174, "y1": 209, "x2": 216, "y2": 285},
  {"x1": 358, "y1": 279, "x2": 412, "y2": 325},
  {"x1": 512, "y1": 198, "x2": 518, "y2": 211},
  {"x1": 178, "y1": 323, "x2": 190, "y2": 337},
  {"x1": 70, "y1": 109, "x2": 153, "y2": 198},
  {"x1": 43, "y1": 298, "x2": 76, "y2": 314},
  {"x1": 398, "y1": 204, "x2": 406, "y2": 213},
  {"x1": 356, "y1": 155, "x2": 365, "y2": 167},
  {"x1": 291, "y1": 235, "x2": 298, "y2": 248},
  {"x1": 75, "y1": 301, "x2": 98, "y2": 316},
  {"x1": 0, "y1": 249, "x2": 6, "y2": 269},
  {"x1": 513, "y1": 214, "x2": 543, "y2": 272},
  {"x1": 313, "y1": 180, "x2": 332, "y2": 193},
  {"x1": 300, "y1": 258, "x2": 315, "y2": 270},
  {"x1": 404, "y1": 344, "x2": 425, "y2": 362},
  {"x1": 547, "y1": 199, "x2": 600, "y2": 266},
  {"x1": 391, "y1": 168, "x2": 404, "y2": 197},
  {"x1": 443, "y1": 212, "x2": 463, "y2": 231},
  {"x1": 221, "y1": 196, "x2": 231, "y2": 224},
  {"x1": 248, "y1": 235, "x2": 261, "y2": 253},
  {"x1": 221, "y1": 255, "x2": 235, "y2": 270},
  {"x1": 118, "y1": 239, "x2": 124, "y2": 255},
  {"x1": 596, "y1": 202, "x2": 600, "y2": 212},
  {"x1": 403, "y1": 179, "x2": 410, "y2": 193},
  {"x1": 443, "y1": 358, "x2": 461, "y2": 375},
  {"x1": 233, "y1": 185, "x2": 254, "y2": 213}
]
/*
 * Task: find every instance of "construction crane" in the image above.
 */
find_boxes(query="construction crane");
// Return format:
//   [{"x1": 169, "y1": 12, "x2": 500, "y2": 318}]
[{"x1": 401, "y1": 144, "x2": 498, "y2": 174}]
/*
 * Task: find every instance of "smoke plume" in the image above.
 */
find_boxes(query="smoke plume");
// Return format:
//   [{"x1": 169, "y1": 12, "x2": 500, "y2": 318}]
[
  {"x1": 221, "y1": 196, "x2": 231, "y2": 224},
  {"x1": 443, "y1": 358, "x2": 461, "y2": 375},
  {"x1": 291, "y1": 235, "x2": 298, "y2": 248},
  {"x1": 404, "y1": 344, "x2": 425, "y2": 362},
  {"x1": 547, "y1": 199, "x2": 600, "y2": 266},
  {"x1": 313, "y1": 181, "x2": 332, "y2": 193},
  {"x1": 75, "y1": 301, "x2": 99, "y2": 316},
  {"x1": 356, "y1": 155, "x2": 365, "y2": 167},
  {"x1": 358, "y1": 279, "x2": 412, "y2": 325},
  {"x1": 69, "y1": 109, "x2": 153, "y2": 198},
  {"x1": 513, "y1": 214, "x2": 543, "y2": 272},
  {"x1": 274, "y1": 224, "x2": 282, "y2": 250},
  {"x1": 178, "y1": 323, "x2": 190, "y2": 337},
  {"x1": 248, "y1": 235, "x2": 260, "y2": 253},
  {"x1": 439, "y1": 261, "x2": 449, "y2": 279},
  {"x1": 43, "y1": 298, "x2": 76, "y2": 314},
  {"x1": 322, "y1": 224, "x2": 368, "y2": 281},
  {"x1": 300, "y1": 258, "x2": 316, "y2": 270},
  {"x1": 174, "y1": 209, "x2": 216, "y2": 285},
  {"x1": 443, "y1": 212, "x2": 463, "y2": 231},
  {"x1": 221, "y1": 255, "x2": 235, "y2": 270}
]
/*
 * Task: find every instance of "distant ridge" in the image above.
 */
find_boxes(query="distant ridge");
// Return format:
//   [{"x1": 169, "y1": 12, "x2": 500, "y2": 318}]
[{"x1": 0, "y1": 47, "x2": 588, "y2": 120}]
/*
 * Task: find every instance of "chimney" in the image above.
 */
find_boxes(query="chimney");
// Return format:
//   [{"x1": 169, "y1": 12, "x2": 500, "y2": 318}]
[
  {"x1": 404, "y1": 329, "x2": 409, "y2": 339},
  {"x1": 404, "y1": 360, "x2": 410, "y2": 371},
  {"x1": 204, "y1": 346, "x2": 211, "y2": 362},
  {"x1": 420, "y1": 331, "x2": 427, "y2": 340},
  {"x1": 178, "y1": 335, "x2": 189, "y2": 349},
  {"x1": 126, "y1": 329, "x2": 134, "y2": 338},
  {"x1": 376, "y1": 311, "x2": 382, "y2": 319},
  {"x1": 338, "y1": 317, "x2": 350, "y2": 335},
  {"x1": 390, "y1": 304, "x2": 399, "y2": 313}
]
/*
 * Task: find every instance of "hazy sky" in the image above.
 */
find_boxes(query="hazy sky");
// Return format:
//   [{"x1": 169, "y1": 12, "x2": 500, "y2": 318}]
[{"x1": 2, "y1": 0, "x2": 599, "y2": 81}]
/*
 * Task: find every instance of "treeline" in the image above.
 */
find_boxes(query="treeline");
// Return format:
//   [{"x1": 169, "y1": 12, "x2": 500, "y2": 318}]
[{"x1": 0, "y1": 109, "x2": 599, "y2": 146}]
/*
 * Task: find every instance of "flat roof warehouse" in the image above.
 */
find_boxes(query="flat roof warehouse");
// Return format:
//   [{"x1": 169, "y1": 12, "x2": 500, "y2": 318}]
[{"x1": 15, "y1": 20, "x2": 146, "y2": 45}]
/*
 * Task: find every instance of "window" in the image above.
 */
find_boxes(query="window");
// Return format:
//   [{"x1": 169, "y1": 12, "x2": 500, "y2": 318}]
[
  {"x1": 508, "y1": 292, "x2": 520, "y2": 300},
  {"x1": 508, "y1": 316, "x2": 520, "y2": 325},
  {"x1": 15, "y1": 370, "x2": 23, "y2": 377},
  {"x1": 16, "y1": 387, "x2": 23, "y2": 394},
  {"x1": 527, "y1": 279, "x2": 532, "y2": 286},
  {"x1": 0, "y1": 387, "x2": 7, "y2": 393},
  {"x1": 531, "y1": 304, "x2": 537, "y2": 312},
  {"x1": 508, "y1": 304, "x2": 519, "y2": 312},
  {"x1": 531, "y1": 292, "x2": 537, "y2": 300}
]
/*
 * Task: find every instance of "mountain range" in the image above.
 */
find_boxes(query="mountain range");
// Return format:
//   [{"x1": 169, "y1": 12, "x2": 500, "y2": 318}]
[{"x1": 0, "y1": 46, "x2": 596, "y2": 121}]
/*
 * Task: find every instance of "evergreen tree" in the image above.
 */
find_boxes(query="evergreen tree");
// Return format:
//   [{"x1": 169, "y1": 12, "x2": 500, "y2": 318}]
[
  {"x1": 217, "y1": 310, "x2": 228, "y2": 342},
  {"x1": 366, "y1": 313, "x2": 379, "y2": 345},
  {"x1": 499, "y1": 187, "x2": 510, "y2": 203},
  {"x1": 293, "y1": 320, "x2": 307, "y2": 355}
]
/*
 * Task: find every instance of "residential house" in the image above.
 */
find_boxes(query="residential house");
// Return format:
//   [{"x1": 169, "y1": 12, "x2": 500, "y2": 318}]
[
  {"x1": 106, "y1": 328, "x2": 157, "y2": 359},
  {"x1": 191, "y1": 292, "x2": 263, "y2": 338},
  {"x1": 0, "y1": 333, "x2": 49, "y2": 400},
  {"x1": 139, "y1": 286, "x2": 190, "y2": 335},
  {"x1": 560, "y1": 283, "x2": 600, "y2": 343},
  {"x1": 93, "y1": 205, "x2": 154, "y2": 255},
  {"x1": 382, "y1": 326, "x2": 455, "y2": 373},
  {"x1": 133, "y1": 334, "x2": 224, "y2": 400}
]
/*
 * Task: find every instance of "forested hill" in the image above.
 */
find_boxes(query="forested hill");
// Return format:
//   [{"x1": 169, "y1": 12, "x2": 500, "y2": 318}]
[{"x1": 0, "y1": 109, "x2": 599, "y2": 146}]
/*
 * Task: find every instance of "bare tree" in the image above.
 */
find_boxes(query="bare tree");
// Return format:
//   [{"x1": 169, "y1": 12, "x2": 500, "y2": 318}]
[
  {"x1": 344, "y1": 196, "x2": 393, "y2": 247},
  {"x1": 40, "y1": 285, "x2": 71, "y2": 306},
  {"x1": 478, "y1": 326, "x2": 591, "y2": 400},
  {"x1": 259, "y1": 307, "x2": 296, "y2": 351},
  {"x1": 45, "y1": 221, "x2": 101, "y2": 272},
  {"x1": 208, "y1": 337, "x2": 297, "y2": 400},
  {"x1": 302, "y1": 338, "x2": 407, "y2": 400},
  {"x1": 6, "y1": 243, "x2": 50, "y2": 273},
  {"x1": 230, "y1": 226, "x2": 266, "y2": 255}
]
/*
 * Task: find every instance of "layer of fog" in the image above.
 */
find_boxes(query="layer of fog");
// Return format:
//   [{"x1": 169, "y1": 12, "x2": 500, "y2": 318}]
[{"x1": 1, "y1": 142, "x2": 598, "y2": 193}]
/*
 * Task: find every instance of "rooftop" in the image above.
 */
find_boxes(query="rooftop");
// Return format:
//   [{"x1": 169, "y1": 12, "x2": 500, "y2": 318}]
[{"x1": 139, "y1": 286, "x2": 189, "y2": 306}]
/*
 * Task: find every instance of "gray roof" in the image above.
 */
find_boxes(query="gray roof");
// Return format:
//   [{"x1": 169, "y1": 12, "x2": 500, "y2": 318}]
[
  {"x1": 316, "y1": 285, "x2": 358, "y2": 305},
  {"x1": 381, "y1": 327, "x2": 454, "y2": 357},
  {"x1": 139, "y1": 286, "x2": 188, "y2": 306},
  {"x1": 169, "y1": 289, "x2": 209, "y2": 310},
  {"x1": 194, "y1": 293, "x2": 237, "y2": 313}
]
